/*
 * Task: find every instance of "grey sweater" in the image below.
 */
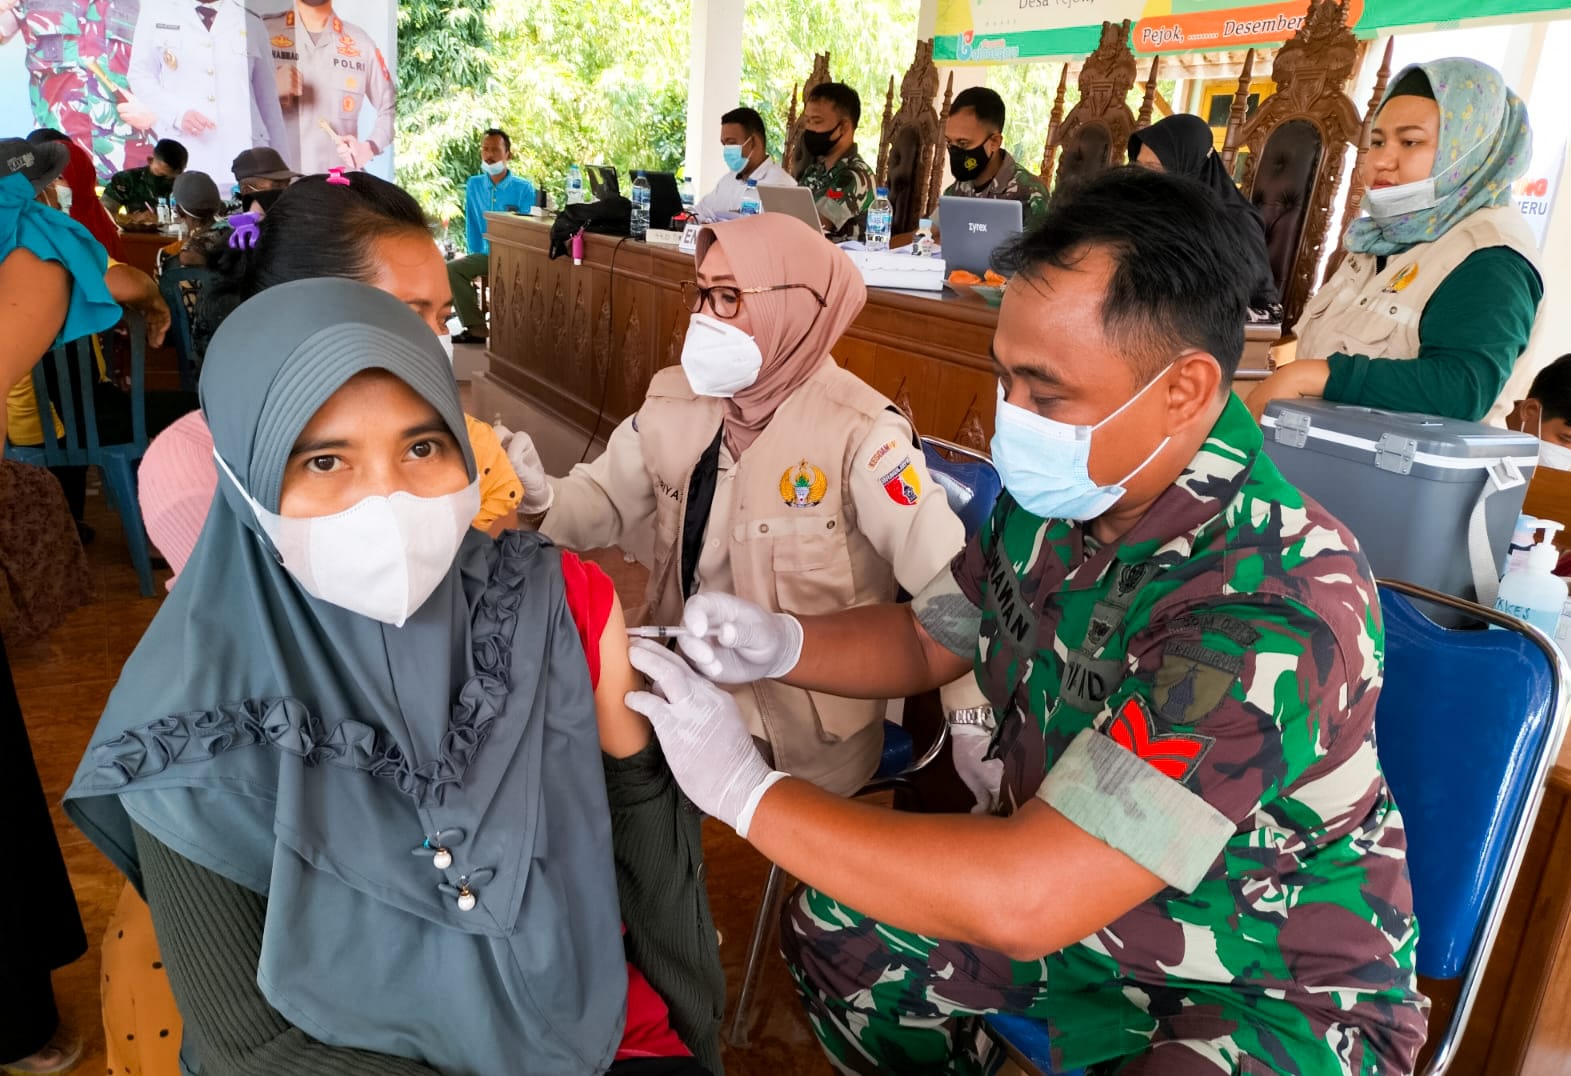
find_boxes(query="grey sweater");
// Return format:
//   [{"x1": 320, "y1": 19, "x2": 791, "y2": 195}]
[{"x1": 133, "y1": 739, "x2": 724, "y2": 1075}]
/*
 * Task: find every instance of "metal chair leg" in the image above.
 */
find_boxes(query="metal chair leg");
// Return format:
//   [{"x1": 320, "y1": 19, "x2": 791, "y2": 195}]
[{"x1": 727, "y1": 862, "x2": 791, "y2": 1048}]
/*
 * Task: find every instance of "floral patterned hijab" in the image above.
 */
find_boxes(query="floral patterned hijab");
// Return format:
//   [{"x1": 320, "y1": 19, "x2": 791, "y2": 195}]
[{"x1": 1345, "y1": 57, "x2": 1532, "y2": 256}]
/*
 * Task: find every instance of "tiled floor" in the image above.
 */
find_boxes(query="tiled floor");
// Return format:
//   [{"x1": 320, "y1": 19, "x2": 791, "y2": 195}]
[{"x1": 14, "y1": 491, "x2": 827, "y2": 1075}]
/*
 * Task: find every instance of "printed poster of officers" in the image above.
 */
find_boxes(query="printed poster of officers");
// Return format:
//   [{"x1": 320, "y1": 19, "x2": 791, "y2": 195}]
[
  {"x1": 252, "y1": 0, "x2": 395, "y2": 177},
  {"x1": 0, "y1": 0, "x2": 394, "y2": 185}
]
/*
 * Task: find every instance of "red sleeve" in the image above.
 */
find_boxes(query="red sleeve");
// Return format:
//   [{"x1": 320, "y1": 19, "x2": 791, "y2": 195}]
[{"x1": 559, "y1": 550, "x2": 615, "y2": 689}]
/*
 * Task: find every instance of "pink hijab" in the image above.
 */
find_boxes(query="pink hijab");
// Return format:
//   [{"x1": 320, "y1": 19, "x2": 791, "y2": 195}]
[{"x1": 694, "y1": 214, "x2": 866, "y2": 456}]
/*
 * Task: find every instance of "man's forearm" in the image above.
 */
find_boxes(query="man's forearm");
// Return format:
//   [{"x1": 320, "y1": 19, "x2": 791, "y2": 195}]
[
  {"x1": 786, "y1": 604, "x2": 969, "y2": 699},
  {"x1": 745, "y1": 780, "x2": 1159, "y2": 960}
]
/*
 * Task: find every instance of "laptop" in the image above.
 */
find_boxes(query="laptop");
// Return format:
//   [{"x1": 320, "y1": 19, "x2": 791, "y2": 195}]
[
  {"x1": 583, "y1": 163, "x2": 619, "y2": 200},
  {"x1": 638, "y1": 170, "x2": 684, "y2": 230},
  {"x1": 758, "y1": 185, "x2": 824, "y2": 232},
  {"x1": 939, "y1": 196, "x2": 1023, "y2": 275}
]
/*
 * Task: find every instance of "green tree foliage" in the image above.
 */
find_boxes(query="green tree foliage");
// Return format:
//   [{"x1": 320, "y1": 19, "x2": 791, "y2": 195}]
[
  {"x1": 393, "y1": 0, "x2": 1169, "y2": 242},
  {"x1": 396, "y1": 0, "x2": 921, "y2": 238}
]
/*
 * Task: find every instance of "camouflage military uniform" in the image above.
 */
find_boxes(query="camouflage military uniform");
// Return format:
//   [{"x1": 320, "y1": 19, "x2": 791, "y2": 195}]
[
  {"x1": 940, "y1": 149, "x2": 1050, "y2": 232},
  {"x1": 3, "y1": 0, "x2": 153, "y2": 178},
  {"x1": 103, "y1": 163, "x2": 173, "y2": 211},
  {"x1": 783, "y1": 394, "x2": 1430, "y2": 1075},
  {"x1": 795, "y1": 143, "x2": 875, "y2": 243}
]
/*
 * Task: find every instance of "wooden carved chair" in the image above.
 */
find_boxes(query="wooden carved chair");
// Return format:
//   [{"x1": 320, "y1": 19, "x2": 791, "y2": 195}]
[
  {"x1": 1220, "y1": 0, "x2": 1363, "y2": 328},
  {"x1": 875, "y1": 39, "x2": 955, "y2": 235},
  {"x1": 783, "y1": 52, "x2": 833, "y2": 180},
  {"x1": 1041, "y1": 20, "x2": 1138, "y2": 192}
]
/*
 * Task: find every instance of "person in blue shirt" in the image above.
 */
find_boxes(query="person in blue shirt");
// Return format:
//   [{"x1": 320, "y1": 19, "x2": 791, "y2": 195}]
[{"x1": 447, "y1": 128, "x2": 535, "y2": 343}]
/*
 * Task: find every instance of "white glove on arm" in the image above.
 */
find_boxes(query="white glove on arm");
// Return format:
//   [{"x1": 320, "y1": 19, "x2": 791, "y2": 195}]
[
  {"x1": 950, "y1": 725, "x2": 1004, "y2": 815},
  {"x1": 493, "y1": 422, "x2": 553, "y2": 514},
  {"x1": 677, "y1": 592, "x2": 803, "y2": 684},
  {"x1": 626, "y1": 640, "x2": 786, "y2": 837}
]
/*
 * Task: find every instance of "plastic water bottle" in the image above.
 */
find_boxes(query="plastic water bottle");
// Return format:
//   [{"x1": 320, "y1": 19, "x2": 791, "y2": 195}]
[
  {"x1": 679, "y1": 176, "x2": 695, "y2": 210},
  {"x1": 630, "y1": 172, "x2": 651, "y2": 239},
  {"x1": 867, "y1": 187, "x2": 893, "y2": 251},
  {"x1": 913, "y1": 217, "x2": 934, "y2": 257},
  {"x1": 566, "y1": 165, "x2": 584, "y2": 206},
  {"x1": 740, "y1": 179, "x2": 762, "y2": 216}
]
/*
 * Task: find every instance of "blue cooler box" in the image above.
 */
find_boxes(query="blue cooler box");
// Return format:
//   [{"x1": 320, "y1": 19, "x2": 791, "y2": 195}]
[{"x1": 1260, "y1": 401, "x2": 1538, "y2": 613}]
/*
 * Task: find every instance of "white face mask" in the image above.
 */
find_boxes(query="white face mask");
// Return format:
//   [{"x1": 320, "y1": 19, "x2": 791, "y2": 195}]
[
  {"x1": 679, "y1": 313, "x2": 763, "y2": 398},
  {"x1": 1363, "y1": 177, "x2": 1441, "y2": 220},
  {"x1": 482, "y1": 160, "x2": 507, "y2": 177},
  {"x1": 1364, "y1": 132, "x2": 1490, "y2": 221},
  {"x1": 1540, "y1": 440, "x2": 1571, "y2": 471},
  {"x1": 215, "y1": 451, "x2": 480, "y2": 627},
  {"x1": 54, "y1": 184, "x2": 72, "y2": 212},
  {"x1": 439, "y1": 333, "x2": 455, "y2": 365}
]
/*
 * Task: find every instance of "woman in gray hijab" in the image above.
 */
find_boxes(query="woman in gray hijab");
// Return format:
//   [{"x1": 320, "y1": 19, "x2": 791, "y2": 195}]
[{"x1": 65, "y1": 279, "x2": 719, "y2": 1075}]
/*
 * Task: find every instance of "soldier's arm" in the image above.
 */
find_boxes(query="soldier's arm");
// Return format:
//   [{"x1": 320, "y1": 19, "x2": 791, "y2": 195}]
[
  {"x1": 748, "y1": 594, "x2": 1349, "y2": 960},
  {"x1": 781, "y1": 559, "x2": 975, "y2": 700}
]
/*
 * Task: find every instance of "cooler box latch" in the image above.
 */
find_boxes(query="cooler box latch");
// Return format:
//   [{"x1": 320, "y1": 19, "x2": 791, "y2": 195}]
[
  {"x1": 1272, "y1": 409, "x2": 1312, "y2": 449},
  {"x1": 1375, "y1": 434, "x2": 1417, "y2": 475}
]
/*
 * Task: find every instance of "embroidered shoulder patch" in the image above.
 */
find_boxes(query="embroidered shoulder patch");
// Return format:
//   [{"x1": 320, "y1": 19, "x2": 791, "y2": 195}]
[
  {"x1": 878, "y1": 457, "x2": 921, "y2": 506},
  {"x1": 1107, "y1": 696, "x2": 1213, "y2": 783},
  {"x1": 865, "y1": 438, "x2": 900, "y2": 473}
]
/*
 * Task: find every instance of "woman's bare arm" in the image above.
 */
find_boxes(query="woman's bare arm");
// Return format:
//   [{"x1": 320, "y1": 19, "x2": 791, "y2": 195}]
[
  {"x1": 0, "y1": 249, "x2": 71, "y2": 445},
  {"x1": 594, "y1": 589, "x2": 654, "y2": 759}
]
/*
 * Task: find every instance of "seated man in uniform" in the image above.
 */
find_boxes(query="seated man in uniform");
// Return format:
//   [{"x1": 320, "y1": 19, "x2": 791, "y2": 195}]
[
  {"x1": 625, "y1": 167, "x2": 1430, "y2": 1075},
  {"x1": 102, "y1": 138, "x2": 188, "y2": 221},
  {"x1": 793, "y1": 82, "x2": 875, "y2": 243},
  {"x1": 934, "y1": 86, "x2": 1048, "y2": 238},
  {"x1": 693, "y1": 106, "x2": 796, "y2": 223}
]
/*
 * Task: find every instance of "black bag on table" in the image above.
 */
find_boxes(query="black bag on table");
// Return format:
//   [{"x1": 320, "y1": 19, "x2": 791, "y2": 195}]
[{"x1": 549, "y1": 197, "x2": 632, "y2": 259}]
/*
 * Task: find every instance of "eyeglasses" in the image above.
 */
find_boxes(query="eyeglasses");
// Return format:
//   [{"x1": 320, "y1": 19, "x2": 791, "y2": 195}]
[{"x1": 680, "y1": 281, "x2": 827, "y2": 320}]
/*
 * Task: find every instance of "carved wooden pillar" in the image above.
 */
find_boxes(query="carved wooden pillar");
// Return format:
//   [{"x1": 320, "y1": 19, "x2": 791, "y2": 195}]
[
  {"x1": 1040, "y1": 63, "x2": 1070, "y2": 179},
  {"x1": 925, "y1": 70, "x2": 955, "y2": 218},
  {"x1": 877, "y1": 75, "x2": 896, "y2": 183},
  {"x1": 1219, "y1": 48, "x2": 1256, "y2": 176},
  {"x1": 1136, "y1": 56, "x2": 1162, "y2": 130},
  {"x1": 1325, "y1": 36, "x2": 1395, "y2": 283}
]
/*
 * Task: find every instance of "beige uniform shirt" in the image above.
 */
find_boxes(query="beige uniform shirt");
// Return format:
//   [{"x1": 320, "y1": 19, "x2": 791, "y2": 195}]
[
  {"x1": 545, "y1": 409, "x2": 974, "y2": 742},
  {"x1": 264, "y1": 7, "x2": 395, "y2": 174}
]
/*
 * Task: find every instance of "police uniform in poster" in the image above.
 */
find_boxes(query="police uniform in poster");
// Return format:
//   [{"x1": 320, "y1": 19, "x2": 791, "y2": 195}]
[
  {"x1": 127, "y1": 0, "x2": 288, "y2": 185},
  {"x1": 264, "y1": 4, "x2": 394, "y2": 174}
]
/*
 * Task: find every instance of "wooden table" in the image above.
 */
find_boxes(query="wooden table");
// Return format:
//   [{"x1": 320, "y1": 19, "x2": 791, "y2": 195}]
[
  {"x1": 115, "y1": 227, "x2": 183, "y2": 390},
  {"x1": 482, "y1": 214, "x2": 1277, "y2": 451}
]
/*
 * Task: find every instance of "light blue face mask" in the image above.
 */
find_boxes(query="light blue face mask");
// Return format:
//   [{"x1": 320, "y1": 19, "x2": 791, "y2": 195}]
[
  {"x1": 989, "y1": 370, "x2": 1173, "y2": 522},
  {"x1": 721, "y1": 139, "x2": 749, "y2": 174},
  {"x1": 482, "y1": 160, "x2": 507, "y2": 177}
]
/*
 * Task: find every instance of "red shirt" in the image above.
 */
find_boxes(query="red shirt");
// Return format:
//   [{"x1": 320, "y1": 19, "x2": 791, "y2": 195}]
[{"x1": 559, "y1": 551, "x2": 691, "y2": 1061}]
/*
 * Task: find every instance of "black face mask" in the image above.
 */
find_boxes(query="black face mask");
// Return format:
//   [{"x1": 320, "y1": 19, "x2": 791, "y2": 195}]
[
  {"x1": 801, "y1": 123, "x2": 840, "y2": 159},
  {"x1": 948, "y1": 142, "x2": 993, "y2": 182}
]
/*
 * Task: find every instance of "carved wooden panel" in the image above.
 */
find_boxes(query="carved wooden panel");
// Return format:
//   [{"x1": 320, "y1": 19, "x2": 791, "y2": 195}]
[
  {"x1": 1326, "y1": 36, "x2": 1395, "y2": 283},
  {"x1": 1046, "y1": 21, "x2": 1138, "y2": 192},
  {"x1": 1223, "y1": 0, "x2": 1362, "y2": 328},
  {"x1": 876, "y1": 39, "x2": 953, "y2": 233},
  {"x1": 784, "y1": 52, "x2": 833, "y2": 178}
]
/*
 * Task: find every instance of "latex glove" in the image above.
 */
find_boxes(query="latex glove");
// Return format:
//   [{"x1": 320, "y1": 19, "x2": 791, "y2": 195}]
[
  {"x1": 677, "y1": 592, "x2": 803, "y2": 684},
  {"x1": 335, "y1": 137, "x2": 377, "y2": 169},
  {"x1": 950, "y1": 724, "x2": 1003, "y2": 814},
  {"x1": 493, "y1": 422, "x2": 553, "y2": 514},
  {"x1": 626, "y1": 639, "x2": 785, "y2": 837}
]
